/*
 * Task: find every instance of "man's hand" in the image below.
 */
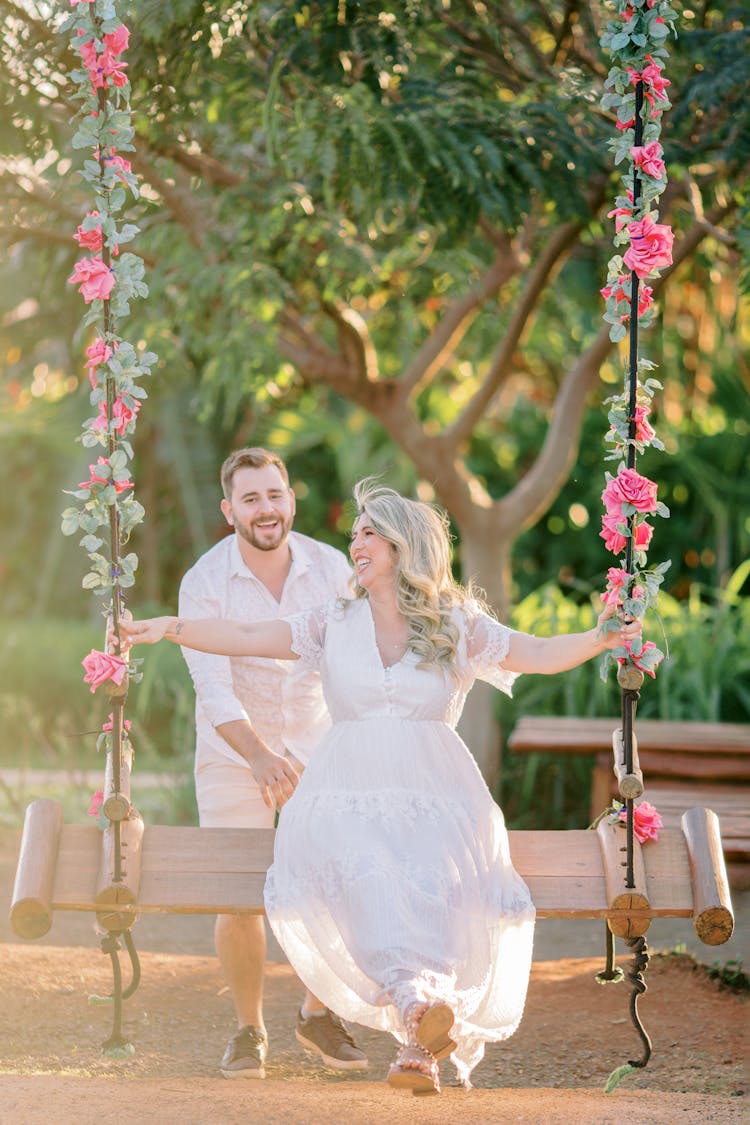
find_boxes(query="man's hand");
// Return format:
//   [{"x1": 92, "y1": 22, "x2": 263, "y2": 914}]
[
  {"x1": 216, "y1": 719, "x2": 300, "y2": 810},
  {"x1": 247, "y1": 746, "x2": 300, "y2": 810}
]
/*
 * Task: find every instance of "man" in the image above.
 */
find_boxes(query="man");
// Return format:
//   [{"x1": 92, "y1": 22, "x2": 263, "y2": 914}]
[{"x1": 178, "y1": 447, "x2": 367, "y2": 1079}]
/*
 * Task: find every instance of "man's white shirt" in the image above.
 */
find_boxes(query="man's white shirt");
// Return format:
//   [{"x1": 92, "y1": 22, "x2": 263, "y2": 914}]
[{"x1": 178, "y1": 531, "x2": 352, "y2": 772}]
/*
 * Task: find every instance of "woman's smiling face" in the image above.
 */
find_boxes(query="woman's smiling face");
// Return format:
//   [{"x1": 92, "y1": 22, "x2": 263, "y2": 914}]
[{"x1": 349, "y1": 514, "x2": 397, "y2": 592}]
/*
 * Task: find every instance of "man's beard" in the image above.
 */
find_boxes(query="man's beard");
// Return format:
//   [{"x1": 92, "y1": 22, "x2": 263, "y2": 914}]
[{"x1": 235, "y1": 514, "x2": 292, "y2": 552}]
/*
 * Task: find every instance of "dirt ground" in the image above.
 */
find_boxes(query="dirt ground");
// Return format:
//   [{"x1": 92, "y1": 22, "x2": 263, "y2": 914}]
[
  {"x1": 1, "y1": 829, "x2": 748, "y2": 1124},
  {"x1": 1, "y1": 940, "x2": 747, "y2": 1123}
]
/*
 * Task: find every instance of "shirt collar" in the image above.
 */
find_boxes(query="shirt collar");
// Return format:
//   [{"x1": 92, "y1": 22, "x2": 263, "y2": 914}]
[{"x1": 228, "y1": 531, "x2": 313, "y2": 582}]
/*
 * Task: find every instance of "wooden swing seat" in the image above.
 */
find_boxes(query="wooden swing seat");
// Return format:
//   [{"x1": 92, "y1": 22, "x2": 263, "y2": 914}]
[{"x1": 10, "y1": 798, "x2": 734, "y2": 948}]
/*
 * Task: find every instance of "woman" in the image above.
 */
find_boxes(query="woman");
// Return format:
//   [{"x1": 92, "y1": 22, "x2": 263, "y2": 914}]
[{"x1": 122, "y1": 480, "x2": 642, "y2": 1095}]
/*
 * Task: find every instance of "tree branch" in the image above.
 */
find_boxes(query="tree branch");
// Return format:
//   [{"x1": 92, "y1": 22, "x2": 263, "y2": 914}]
[
  {"x1": 146, "y1": 139, "x2": 245, "y2": 189},
  {"x1": 0, "y1": 225, "x2": 77, "y2": 249},
  {"x1": 278, "y1": 306, "x2": 477, "y2": 522},
  {"x1": 278, "y1": 308, "x2": 355, "y2": 385},
  {"x1": 447, "y1": 217, "x2": 585, "y2": 446},
  {"x1": 322, "y1": 301, "x2": 380, "y2": 382},
  {"x1": 400, "y1": 236, "x2": 521, "y2": 401}
]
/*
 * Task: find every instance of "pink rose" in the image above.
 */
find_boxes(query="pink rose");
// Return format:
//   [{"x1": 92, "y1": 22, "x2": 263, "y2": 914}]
[
  {"x1": 82, "y1": 650, "x2": 128, "y2": 693},
  {"x1": 602, "y1": 467, "x2": 659, "y2": 515},
  {"x1": 607, "y1": 203, "x2": 631, "y2": 233},
  {"x1": 607, "y1": 191, "x2": 634, "y2": 233},
  {"x1": 633, "y1": 520, "x2": 654, "y2": 551},
  {"x1": 111, "y1": 396, "x2": 140, "y2": 434},
  {"x1": 618, "y1": 639, "x2": 663, "y2": 679},
  {"x1": 91, "y1": 397, "x2": 140, "y2": 436},
  {"x1": 76, "y1": 35, "x2": 98, "y2": 69},
  {"x1": 90, "y1": 403, "x2": 109, "y2": 433},
  {"x1": 74, "y1": 211, "x2": 103, "y2": 252},
  {"x1": 78, "y1": 456, "x2": 133, "y2": 493},
  {"x1": 619, "y1": 800, "x2": 663, "y2": 843},
  {"x1": 68, "y1": 257, "x2": 116, "y2": 303},
  {"x1": 640, "y1": 59, "x2": 670, "y2": 103},
  {"x1": 616, "y1": 116, "x2": 635, "y2": 132},
  {"x1": 79, "y1": 456, "x2": 111, "y2": 488},
  {"x1": 601, "y1": 567, "x2": 632, "y2": 608},
  {"x1": 631, "y1": 141, "x2": 666, "y2": 180},
  {"x1": 98, "y1": 150, "x2": 133, "y2": 181},
  {"x1": 601, "y1": 275, "x2": 630, "y2": 306},
  {"x1": 601, "y1": 275, "x2": 653, "y2": 321},
  {"x1": 85, "y1": 337, "x2": 114, "y2": 387},
  {"x1": 628, "y1": 57, "x2": 670, "y2": 108},
  {"x1": 97, "y1": 50, "x2": 128, "y2": 86},
  {"x1": 103, "y1": 25, "x2": 130, "y2": 55},
  {"x1": 636, "y1": 284, "x2": 654, "y2": 316},
  {"x1": 623, "y1": 215, "x2": 674, "y2": 279},
  {"x1": 102, "y1": 713, "x2": 132, "y2": 733},
  {"x1": 600, "y1": 513, "x2": 627, "y2": 555},
  {"x1": 633, "y1": 404, "x2": 656, "y2": 444},
  {"x1": 88, "y1": 790, "x2": 104, "y2": 818}
]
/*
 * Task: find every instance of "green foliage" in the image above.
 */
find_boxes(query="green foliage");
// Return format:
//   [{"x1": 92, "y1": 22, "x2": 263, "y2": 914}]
[
  {"x1": 496, "y1": 576, "x2": 750, "y2": 828},
  {"x1": 670, "y1": 6, "x2": 750, "y2": 170},
  {"x1": 653, "y1": 947, "x2": 749, "y2": 996},
  {"x1": 704, "y1": 957, "x2": 749, "y2": 996}
]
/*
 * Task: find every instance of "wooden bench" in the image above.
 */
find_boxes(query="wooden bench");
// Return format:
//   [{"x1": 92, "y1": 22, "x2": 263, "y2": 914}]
[{"x1": 507, "y1": 717, "x2": 750, "y2": 885}]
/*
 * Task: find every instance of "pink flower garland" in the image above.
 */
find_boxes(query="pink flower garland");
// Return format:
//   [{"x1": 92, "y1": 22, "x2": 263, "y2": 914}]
[
  {"x1": 601, "y1": 14, "x2": 675, "y2": 334},
  {"x1": 596, "y1": 1, "x2": 675, "y2": 678},
  {"x1": 62, "y1": 0, "x2": 154, "y2": 824}
]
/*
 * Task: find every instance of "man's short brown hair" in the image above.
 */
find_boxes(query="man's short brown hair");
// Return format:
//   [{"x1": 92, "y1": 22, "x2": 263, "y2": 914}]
[{"x1": 220, "y1": 447, "x2": 290, "y2": 500}]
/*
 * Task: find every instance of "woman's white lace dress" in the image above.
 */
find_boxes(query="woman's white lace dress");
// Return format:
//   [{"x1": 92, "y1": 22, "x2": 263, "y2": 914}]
[{"x1": 264, "y1": 597, "x2": 535, "y2": 1084}]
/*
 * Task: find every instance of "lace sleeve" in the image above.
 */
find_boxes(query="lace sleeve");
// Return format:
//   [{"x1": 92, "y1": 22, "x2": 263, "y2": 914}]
[
  {"x1": 465, "y1": 607, "x2": 520, "y2": 696},
  {"x1": 284, "y1": 602, "x2": 330, "y2": 667}
]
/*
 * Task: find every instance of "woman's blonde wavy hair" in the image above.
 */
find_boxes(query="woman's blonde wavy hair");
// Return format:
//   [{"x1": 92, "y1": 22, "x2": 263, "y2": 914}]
[{"x1": 351, "y1": 479, "x2": 477, "y2": 670}]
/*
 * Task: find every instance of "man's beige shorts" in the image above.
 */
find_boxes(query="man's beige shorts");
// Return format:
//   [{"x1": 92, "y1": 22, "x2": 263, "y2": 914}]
[
  {"x1": 195, "y1": 755, "x2": 274, "y2": 829},
  {"x1": 195, "y1": 752, "x2": 304, "y2": 830}
]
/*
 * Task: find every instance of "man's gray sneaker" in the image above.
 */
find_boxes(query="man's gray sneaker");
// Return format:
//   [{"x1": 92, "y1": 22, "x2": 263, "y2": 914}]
[
  {"x1": 220, "y1": 1025, "x2": 267, "y2": 1078},
  {"x1": 295, "y1": 1008, "x2": 368, "y2": 1070}
]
